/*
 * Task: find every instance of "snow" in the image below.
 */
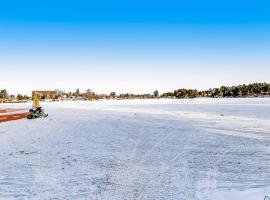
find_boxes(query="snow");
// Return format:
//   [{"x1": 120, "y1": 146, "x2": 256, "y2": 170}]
[{"x1": 0, "y1": 98, "x2": 270, "y2": 199}]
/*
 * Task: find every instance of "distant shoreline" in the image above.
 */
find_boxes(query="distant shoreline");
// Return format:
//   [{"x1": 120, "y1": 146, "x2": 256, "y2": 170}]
[
  {"x1": 1, "y1": 95, "x2": 270, "y2": 104},
  {"x1": 1, "y1": 82, "x2": 270, "y2": 103}
]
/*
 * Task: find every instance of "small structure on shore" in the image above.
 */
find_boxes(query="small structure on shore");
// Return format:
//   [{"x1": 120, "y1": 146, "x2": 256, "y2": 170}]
[{"x1": 32, "y1": 90, "x2": 56, "y2": 100}]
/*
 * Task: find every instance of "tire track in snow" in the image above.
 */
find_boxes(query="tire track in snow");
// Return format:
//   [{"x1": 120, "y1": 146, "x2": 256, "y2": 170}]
[
  {"x1": 135, "y1": 125, "x2": 197, "y2": 199},
  {"x1": 104, "y1": 115, "x2": 138, "y2": 200}
]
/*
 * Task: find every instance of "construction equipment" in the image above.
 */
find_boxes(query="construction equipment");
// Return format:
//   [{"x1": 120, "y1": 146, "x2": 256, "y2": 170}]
[{"x1": 27, "y1": 93, "x2": 48, "y2": 119}]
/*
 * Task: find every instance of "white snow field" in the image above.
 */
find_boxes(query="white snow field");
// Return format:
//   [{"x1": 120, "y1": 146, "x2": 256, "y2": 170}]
[{"x1": 1, "y1": 98, "x2": 270, "y2": 200}]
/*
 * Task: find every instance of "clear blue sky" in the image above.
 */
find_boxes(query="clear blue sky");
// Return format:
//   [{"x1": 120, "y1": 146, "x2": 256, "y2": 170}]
[{"x1": 0, "y1": 0, "x2": 270, "y2": 95}]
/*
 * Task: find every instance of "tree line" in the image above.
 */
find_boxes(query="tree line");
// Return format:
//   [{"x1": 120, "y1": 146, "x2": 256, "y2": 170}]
[
  {"x1": 55, "y1": 89, "x2": 159, "y2": 100},
  {"x1": 162, "y1": 83, "x2": 270, "y2": 98},
  {"x1": 1, "y1": 83, "x2": 270, "y2": 102},
  {"x1": 0, "y1": 89, "x2": 30, "y2": 101}
]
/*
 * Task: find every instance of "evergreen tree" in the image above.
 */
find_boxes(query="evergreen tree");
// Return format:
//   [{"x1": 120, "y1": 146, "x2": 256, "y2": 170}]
[{"x1": 153, "y1": 90, "x2": 159, "y2": 98}]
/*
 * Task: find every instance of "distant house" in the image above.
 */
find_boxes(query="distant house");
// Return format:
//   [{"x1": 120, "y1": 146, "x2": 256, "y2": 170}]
[
  {"x1": 32, "y1": 90, "x2": 57, "y2": 100},
  {"x1": 0, "y1": 99, "x2": 8, "y2": 103},
  {"x1": 261, "y1": 92, "x2": 269, "y2": 96}
]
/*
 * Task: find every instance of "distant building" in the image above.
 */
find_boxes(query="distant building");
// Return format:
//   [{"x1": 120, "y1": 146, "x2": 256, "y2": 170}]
[
  {"x1": 32, "y1": 90, "x2": 57, "y2": 100},
  {"x1": 0, "y1": 99, "x2": 8, "y2": 103}
]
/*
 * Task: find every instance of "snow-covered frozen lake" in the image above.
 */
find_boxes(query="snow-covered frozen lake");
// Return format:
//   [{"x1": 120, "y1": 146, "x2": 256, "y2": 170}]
[{"x1": 0, "y1": 98, "x2": 270, "y2": 200}]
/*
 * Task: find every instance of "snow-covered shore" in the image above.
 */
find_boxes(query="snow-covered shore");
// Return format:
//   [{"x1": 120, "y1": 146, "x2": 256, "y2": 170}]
[{"x1": 0, "y1": 98, "x2": 270, "y2": 199}]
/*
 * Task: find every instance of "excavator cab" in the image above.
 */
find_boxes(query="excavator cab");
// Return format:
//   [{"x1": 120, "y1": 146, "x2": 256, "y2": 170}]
[{"x1": 27, "y1": 93, "x2": 48, "y2": 119}]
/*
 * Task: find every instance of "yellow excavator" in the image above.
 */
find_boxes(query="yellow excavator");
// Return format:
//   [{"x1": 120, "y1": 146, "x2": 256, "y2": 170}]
[{"x1": 27, "y1": 93, "x2": 48, "y2": 119}]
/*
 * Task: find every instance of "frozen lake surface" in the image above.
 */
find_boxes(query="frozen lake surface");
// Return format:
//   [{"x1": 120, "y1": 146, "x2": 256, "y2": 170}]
[{"x1": 0, "y1": 98, "x2": 270, "y2": 200}]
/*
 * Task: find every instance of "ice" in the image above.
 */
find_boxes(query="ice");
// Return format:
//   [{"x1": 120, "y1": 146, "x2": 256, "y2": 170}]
[{"x1": 0, "y1": 98, "x2": 270, "y2": 199}]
